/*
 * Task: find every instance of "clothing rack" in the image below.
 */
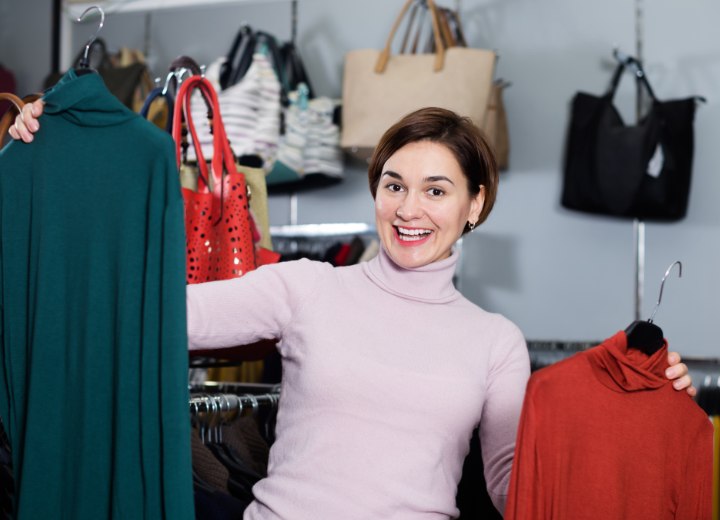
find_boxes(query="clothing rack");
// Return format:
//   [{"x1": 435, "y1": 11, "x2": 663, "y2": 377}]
[
  {"x1": 189, "y1": 383, "x2": 281, "y2": 444},
  {"x1": 59, "y1": 0, "x2": 300, "y2": 70},
  {"x1": 190, "y1": 381, "x2": 281, "y2": 395},
  {"x1": 190, "y1": 393, "x2": 279, "y2": 420}
]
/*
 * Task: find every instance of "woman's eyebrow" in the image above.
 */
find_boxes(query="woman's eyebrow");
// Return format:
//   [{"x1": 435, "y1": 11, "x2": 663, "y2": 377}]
[
  {"x1": 424, "y1": 175, "x2": 455, "y2": 185},
  {"x1": 381, "y1": 171, "x2": 455, "y2": 185},
  {"x1": 381, "y1": 171, "x2": 403, "y2": 181}
]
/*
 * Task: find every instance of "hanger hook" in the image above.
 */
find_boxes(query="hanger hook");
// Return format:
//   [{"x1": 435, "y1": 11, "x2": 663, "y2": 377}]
[
  {"x1": 77, "y1": 6, "x2": 106, "y2": 69},
  {"x1": 648, "y1": 260, "x2": 682, "y2": 323}
]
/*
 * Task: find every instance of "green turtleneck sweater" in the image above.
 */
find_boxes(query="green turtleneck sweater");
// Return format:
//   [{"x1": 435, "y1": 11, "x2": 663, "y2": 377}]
[{"x1": 0, "y1": 70, "x2": 193, "y2": 518}]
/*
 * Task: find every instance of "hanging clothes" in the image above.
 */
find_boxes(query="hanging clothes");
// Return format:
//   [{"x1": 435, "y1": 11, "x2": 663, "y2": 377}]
[
  {"x1": 505, "y1": 331, "x2": 713, "y2": 520},
  {"x1": 0, "y1": 70, "x2": 194, "y2": 519}
]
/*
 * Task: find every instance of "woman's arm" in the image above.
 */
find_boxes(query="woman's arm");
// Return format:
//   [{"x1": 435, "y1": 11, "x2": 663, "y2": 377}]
[
  {"x1": 187, "y1": 259, "x2": 325, "y2": 353},
  {"x1": 479, "y1": 322, "x2": 531, "y2": 516}
]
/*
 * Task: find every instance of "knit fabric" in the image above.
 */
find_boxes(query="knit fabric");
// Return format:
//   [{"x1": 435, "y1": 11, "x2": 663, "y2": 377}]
[
  {"x1": 188, "y1": 246, "x2": 530, "y2": 519},
  {"x1": 505, "y1": 331, "x2": 713, "y2": 520},
  {"x1": 0, "y1": 70, "x2": 194, "y2": 519}
]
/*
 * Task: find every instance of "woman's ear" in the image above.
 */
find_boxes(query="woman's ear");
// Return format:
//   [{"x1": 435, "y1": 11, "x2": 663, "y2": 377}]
[{"x1": 469, "y1": 185, "x2": 486, "y2": 224}]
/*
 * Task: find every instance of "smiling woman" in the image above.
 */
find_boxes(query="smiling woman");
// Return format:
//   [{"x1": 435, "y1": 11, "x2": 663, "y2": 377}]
[
  {"x1": 375, "y1": 139, "x2": 485, "y2": 268},
  {"x1": 368, "y1": 108, "x2": 497, "y2": 269}
]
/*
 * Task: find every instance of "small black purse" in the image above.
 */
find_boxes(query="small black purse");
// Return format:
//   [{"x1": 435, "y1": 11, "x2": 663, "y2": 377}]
[{"x1": 561, "y1": 60, "x2": 700, "y2": 221}]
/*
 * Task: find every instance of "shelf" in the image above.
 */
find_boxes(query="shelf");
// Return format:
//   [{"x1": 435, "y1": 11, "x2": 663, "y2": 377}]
[
  {"x1": 64, "y1": 0, "x2": 289, "y2": 18},
  {"x1": 269, "y1": 223, "x2": 377, "y2": 238}
]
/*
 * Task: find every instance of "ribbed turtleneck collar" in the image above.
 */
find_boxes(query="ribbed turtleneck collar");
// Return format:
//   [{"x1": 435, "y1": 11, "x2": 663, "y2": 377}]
[
  {"x1": 42, "y1": 69, "x2": 136, "y2": 127},
  {"x1": 587, "y1": 331, "x2": 669, "y2": 393},
  {"x1": 361, "y1": 245, "x2": 460, "y2": 304}
]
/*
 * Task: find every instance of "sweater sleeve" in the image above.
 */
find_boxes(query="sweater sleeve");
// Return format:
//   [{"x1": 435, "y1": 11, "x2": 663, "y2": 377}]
[
  {"x1": 186, "y1": 259, "x2": 325, "y2": 351},
  {"x1": 503, "y1": 376, "x2": 542, "y2": 520},
  {"x1": 676, "y1": 417, "x2": 713, "y2": 519},
  {"x1": 479, "y1": 320, "x2": 530, "y2": 515}
]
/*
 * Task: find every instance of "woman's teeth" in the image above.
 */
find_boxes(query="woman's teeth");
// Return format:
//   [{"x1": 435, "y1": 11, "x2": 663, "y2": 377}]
[{"x1": 397, "y1": 227, "x2": 432, "y2": 241}]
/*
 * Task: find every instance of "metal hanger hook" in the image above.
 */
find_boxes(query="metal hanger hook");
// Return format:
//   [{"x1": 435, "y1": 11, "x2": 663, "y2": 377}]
[
  {"x1": 77, "y1": 6, "x2": 106, "y2": 68},
  {"x1": 648, "y1": 260, "x2": 682, "y2": 323}
]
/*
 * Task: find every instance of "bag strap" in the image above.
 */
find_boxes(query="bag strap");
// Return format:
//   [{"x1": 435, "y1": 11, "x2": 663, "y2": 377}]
[
  {"x1": 172, "y1": 76, "x2": 240, "y2": 201},
  {"x1": 607, "y1": 61, "x2": 657, "y2": 102},
  {"x1": 280, "y1": 41, "x2": 315, "y2": 98},
  {"x1": 0, "y1": 93, "x2": 25, "y2": 143},
  {"x1": 140, "y1": 86, "x2": 174, "y2": 132},
  {"x1": 399, "y1": 0, "x2": 421, "y2": 54},
  {"x1": 169, "y1": 55, "x2": 204, "y2": 76},
  {"x1": 221, "y1": 24, "x2": 255, "y2": 89},
  {"x1": 375, "y1": 0, "x2": 445, "y2": 73}
]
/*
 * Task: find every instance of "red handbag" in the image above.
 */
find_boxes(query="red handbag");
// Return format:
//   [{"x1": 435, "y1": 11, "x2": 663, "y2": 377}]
[{"x1": 172, "y1": 76, "x2": 257, "y2": 283}]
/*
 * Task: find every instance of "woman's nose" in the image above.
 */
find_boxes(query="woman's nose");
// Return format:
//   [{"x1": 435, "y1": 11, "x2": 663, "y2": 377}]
[{"x1": 396, "y1": 193, "x2": 423, "y2": 220}]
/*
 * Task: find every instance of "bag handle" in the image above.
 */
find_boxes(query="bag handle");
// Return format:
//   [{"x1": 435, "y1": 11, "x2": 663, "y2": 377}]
[
  {"x1": 0, "y1": 92, "x2": 24, "y2": 115},
  {"x1": 375, "y1": 0, "x2": 445, "y2": 73},
  {"x1": 0, "y1": 93, "x2": 25, "y2": 143},
  {"x1": 398, "y1": 0, "x2": 421, "y2": 54},
  {"x1": 173, "y1": 76, "x2": 243, "y2": 227},
  {"x1": 220, "y1": 24, "x2": 255, "y2": 89},
  {"x1": 607, "y1": 60, "x2": 657, "y2": 102},
  {"x1": 140, "y1": 86, "x2": 174, "y2": 132},
  {"x1": 174, "y1": 76, "x2": 243, "y2": 198}
]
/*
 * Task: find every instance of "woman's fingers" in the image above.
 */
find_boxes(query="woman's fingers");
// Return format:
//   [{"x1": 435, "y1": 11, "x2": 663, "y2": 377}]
[
  {"x1": 9, "y1": 100, "x2": 44, "y2": 143},
  {"x1": 665, "y1": 354, "x2": 697, "y2": 396}
]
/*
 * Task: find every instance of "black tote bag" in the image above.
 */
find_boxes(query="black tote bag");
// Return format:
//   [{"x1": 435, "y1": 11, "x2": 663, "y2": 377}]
[{"x1": 561, "y1": 63, "x2": 698, "y2": 221}]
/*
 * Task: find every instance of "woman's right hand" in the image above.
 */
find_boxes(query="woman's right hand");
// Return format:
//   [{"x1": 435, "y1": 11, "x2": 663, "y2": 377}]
[{"x1": 8, "y1": 99, "x2": 44, "y2": 143}]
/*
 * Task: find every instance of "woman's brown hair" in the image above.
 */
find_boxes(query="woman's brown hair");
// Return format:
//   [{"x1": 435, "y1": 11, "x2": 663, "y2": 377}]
[{"x1": 367, "y1": 107, "x2": 498, "y2": 233}]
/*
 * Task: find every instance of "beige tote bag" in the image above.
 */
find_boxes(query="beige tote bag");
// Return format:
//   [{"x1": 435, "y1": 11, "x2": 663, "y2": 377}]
[{"x1": 341, "y1": 0, "x2": 496, "y2": 160}]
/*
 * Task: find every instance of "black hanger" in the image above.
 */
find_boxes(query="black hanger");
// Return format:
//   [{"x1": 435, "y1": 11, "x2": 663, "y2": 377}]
[{"x1": 625, "y1": 261, "x2": 682, "y2": 355}]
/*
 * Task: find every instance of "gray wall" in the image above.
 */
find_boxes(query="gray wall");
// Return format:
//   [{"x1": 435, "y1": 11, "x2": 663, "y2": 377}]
[{"x1": 2, "y1": 0, "x2": 719, "y2": 357}]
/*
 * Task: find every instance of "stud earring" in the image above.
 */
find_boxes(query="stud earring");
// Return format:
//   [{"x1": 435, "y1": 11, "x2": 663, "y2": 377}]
[{"x1": 468, "y1": 221, "x2": 476, "y2": 232}]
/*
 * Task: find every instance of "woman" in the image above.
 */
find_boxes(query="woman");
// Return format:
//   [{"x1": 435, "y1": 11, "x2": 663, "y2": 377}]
[{"x1": 9, "y1": 103, "x2": 695, "y2": 519}]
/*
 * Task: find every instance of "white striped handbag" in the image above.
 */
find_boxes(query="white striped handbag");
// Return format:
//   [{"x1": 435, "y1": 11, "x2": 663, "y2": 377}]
[{"x1": 189, "y1": 50, "x2": 282, "y2": 168}]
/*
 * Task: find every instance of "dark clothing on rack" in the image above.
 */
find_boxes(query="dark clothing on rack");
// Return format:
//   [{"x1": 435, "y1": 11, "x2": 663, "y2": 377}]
[{"x1": 0, "y1": 70, "x2": 194, "y2": 519}]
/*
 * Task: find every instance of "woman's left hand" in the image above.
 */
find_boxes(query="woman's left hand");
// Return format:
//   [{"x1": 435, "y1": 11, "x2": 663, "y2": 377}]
[{"x1": 666, "y1": 351, "x2": 696, "y2": 397}]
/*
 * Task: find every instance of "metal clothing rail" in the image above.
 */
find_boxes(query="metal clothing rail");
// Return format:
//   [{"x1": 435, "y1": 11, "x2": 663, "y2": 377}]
[{"x1": 189, "y1": 390, "x2": 280, "y2": 443}]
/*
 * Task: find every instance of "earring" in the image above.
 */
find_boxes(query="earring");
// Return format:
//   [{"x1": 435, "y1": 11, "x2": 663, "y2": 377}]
[{"x1": 468, "y1": 221, "x2": 476, "y2": 232}]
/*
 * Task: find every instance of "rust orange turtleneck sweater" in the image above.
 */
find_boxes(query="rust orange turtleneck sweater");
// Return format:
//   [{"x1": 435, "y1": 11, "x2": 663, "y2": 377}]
[{"x1": 505, "y1": 331, "x2": 713, "y2": 520}]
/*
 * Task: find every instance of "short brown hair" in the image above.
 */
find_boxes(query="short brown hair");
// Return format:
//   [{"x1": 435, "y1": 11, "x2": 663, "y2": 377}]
[{"x1": 367, "y1": 107, "x2": 498, "y2": 232}]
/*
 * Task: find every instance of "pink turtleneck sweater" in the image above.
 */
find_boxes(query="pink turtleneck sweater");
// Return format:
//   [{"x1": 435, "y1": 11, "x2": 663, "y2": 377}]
[{"x1": 187, "y1": 247, "x2": 530, "y2": 519}]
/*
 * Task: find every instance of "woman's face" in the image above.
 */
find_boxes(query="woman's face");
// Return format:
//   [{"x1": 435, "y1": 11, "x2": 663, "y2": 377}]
[{"x1": 374, "y1": 140, "x2": 485, "y2": 269}]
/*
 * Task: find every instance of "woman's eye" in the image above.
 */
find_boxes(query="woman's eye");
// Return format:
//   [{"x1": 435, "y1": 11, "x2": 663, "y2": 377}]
[
  {"x1": 428, "y1": 187, "x2": 445, "y2": 197},
  {"x1": 386, "y1": 183, "x2": 404, "y2": 192}
]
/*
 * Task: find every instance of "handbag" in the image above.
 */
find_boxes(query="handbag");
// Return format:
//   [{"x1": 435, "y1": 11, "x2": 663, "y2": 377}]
[
  {"x1": 172, "y1": 75, "x2": 258, "y2": 283},
  {"x1": 482, "y1": 79, "x2": 510, "y2": 171},
  {"x1": 561, "y1": 61, "x2": 699, "y2": 221},
  {"x1": 44, "y1": 38, "x2": 152, "y2": 112},
  {"x1": 266, "y1": 83, "x2": 344, "y2": 192},
  {"x1": 191, "y1": 49, "x2": 282, "y2": 169},
  {"x1": 340, "y1": 0, "x2": 496, "y2": 160},
  {"x1": 405, "y1": 3, "x2": 510, "y2": 170}
]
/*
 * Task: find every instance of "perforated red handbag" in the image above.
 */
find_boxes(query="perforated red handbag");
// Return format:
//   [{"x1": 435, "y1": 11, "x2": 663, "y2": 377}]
[{"x1": 172, "y1": 75, "x2": 257, "y2": 283}]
